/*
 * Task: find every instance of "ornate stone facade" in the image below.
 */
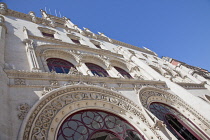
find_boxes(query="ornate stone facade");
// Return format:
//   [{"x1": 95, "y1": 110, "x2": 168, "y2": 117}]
[{"x1": 0, "y1": 2, "x2": 210, "y2": 140}]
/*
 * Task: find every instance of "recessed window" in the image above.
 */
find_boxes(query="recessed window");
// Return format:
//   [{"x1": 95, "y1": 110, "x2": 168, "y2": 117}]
[
  {"x1": 149, "y1": 103, "x2": 200, "y2": 140},
  {"x1": 142, "y1": 53, "x2": 148, "y2": 58},
  {"x1": 42, "y1": 32, "x2": 54, "y2": 38},
  {"x1": 86, "y1": 63, "x2": 109, "y2": 77},
  {"x1": 47, "y1": 58, "x2": 75, "y2": 73},
  {"x1": 71, "y1": 39, "x2": 80, "y2": 44},
  {"x1": 114, "y1": 66, "x2": 132, "y2": 79},
  {"x1": 95, "y1": 44, "x2": 101, "y2": 49}
]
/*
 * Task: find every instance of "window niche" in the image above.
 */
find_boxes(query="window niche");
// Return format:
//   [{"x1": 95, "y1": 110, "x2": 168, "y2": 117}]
[
  {"x1": 67, "y1": 33, "x2": 81, "y2": 44},
  {"x1": 38, "y1": 27, "x2": 56, "y2": 38},
  {"x1": 90, "y1": 39, "x2": 102, "y2": 49}
]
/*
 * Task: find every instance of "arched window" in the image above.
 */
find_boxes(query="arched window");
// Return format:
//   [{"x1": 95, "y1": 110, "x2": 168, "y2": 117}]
[
  {"x1": 149, "y1": 102, "x2": 200, "y2": 140},
  {"x1": 86, "y1": 63, "x2": 109, "y2": 77},
  {"x1": 47, "y1": 58, "x2": 75, "y2": 73},
  {"x1": 57, "y1": 110, "x2": 145, "y2": 140},
  {"x1": 114, "y1": 66, "x2": 132, "y2": 79}
]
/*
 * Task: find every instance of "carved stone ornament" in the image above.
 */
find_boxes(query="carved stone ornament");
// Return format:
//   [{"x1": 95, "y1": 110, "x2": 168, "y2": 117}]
[
  {"x1": 49, "y1": 80, "x2": 59, "y2": 86},
  {"x1": 153, "y1": 118, "x2": 166, "y2": 130},
  {"x1": 14, "y1": 78, "x2": 26, "y2": 85},
  {"x1": 68, "y1": 67, "x2": 81, "y2": 75},
  {"x1": 28, "y1": 11, "x2": 38, "y2": 23},
  {"x1": 0, "y1": 2, "x2": 7, "y2": 15},
  {"x1": 19, "y1": 85, "x2": 164, "y2": 140},
  {"x1": 17, "y1": 103, "x2": 30, "y2": 120},
  {"x1": 42, "y1": 86, "x2": 53, "y2": 96}
]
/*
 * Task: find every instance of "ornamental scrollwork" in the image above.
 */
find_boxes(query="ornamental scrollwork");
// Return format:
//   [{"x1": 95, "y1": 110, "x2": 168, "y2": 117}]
[
  {"x1": 14, "y1": 78, "x2": 26, "y2": 85},
  {"x1": 17, "y1": 103, "x2": 30, "y2": 120}
]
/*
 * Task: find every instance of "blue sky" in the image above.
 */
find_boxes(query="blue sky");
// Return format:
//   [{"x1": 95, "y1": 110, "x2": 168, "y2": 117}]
[{"x1": 2, "y1": 0, "x2": 210, "y2": 71}]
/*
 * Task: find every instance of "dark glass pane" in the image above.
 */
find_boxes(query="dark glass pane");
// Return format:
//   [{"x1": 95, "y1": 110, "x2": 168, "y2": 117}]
[
  {"x1": 86, "y1": 63, "x2": 109, "y2": 77},
  {"x1": 72, "y1": 39, "x2": 80, "y2": 44},
  {"x1": 42, "y1": 32, "x2": 54, "y2": 38},
  {"x1": 55, "y1": 67, "x2": 63, "y2": 73},
  {"x1": 47, "y1": 58, "x2": 75, "y2": 74},
  {"x1": 114, "y1": 67, "x2": 132, "y2": 78},
  {"x1": 95, "y1": 45, "x2": 101, "y2": 49}
]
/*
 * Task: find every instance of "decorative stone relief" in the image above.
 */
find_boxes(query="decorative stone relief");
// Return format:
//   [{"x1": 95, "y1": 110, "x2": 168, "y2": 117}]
[
  {"x1": 42, "y1": 86, "x2": 53, "y2": 96},
  {"x1": 49, "y1": 80, "x2": 59, "y2": 86},
  {"x1": 68, "y1": 67, "x2": 81, "y2": 75},
  {"x1": 134, "y1": 74, "x2": 144, "y2": 80},
  {"x1": 17, "y1": 103, "x2": 30, "y2": 120},
  {"x1": 14, "y1": 78, "x2": 26, "y2": 85},
  {"x1": 153, "y1": 118, "x2": 166, "y2": 130},
  {"x1": 28, "y1": 11, "x2": 38, "y2": 23}
]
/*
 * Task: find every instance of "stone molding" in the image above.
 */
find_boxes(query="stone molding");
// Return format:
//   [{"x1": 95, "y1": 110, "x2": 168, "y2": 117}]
[
  {"x1": 176, "y1": 82, "x2": 206, "y2": 89},
  {"x1": 5, "y1": 69, "x2": 169, "y2": 90},
  {"x1": 30, "y1": 35, "x2": 123, "y2": 58},
  {"x1": 42, "y1": 49, "x2": 78, "y2": 63},
  {"x1": 38, "y1": 27, "x2": 56, "y2": 34},
  {"x1": 79, "y1": 53, "x2": 109, "y2": 68},
  {"x1": 138, "y1": 87, "x2": 210, "y2": 138},
  {"x1": 90, "y1": 39, "x2": 101, "y2": 45},
  {"x1": 66, "y1": 33, "x2": 80, "y2": 40},
  {"x1": 18, "y1": 85, "x2": 164, "y2": 140}
]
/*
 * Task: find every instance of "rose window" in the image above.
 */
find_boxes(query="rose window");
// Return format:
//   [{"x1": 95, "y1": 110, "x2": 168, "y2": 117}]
[{"x1": 57, "y1": 110, "x2": 144, "y2": 140}]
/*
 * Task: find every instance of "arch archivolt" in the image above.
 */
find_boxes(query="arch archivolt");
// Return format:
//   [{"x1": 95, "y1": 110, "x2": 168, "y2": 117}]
[
  {"x1": 42, "y1": 49, "x2": 78, "y2": 64},
  {"x1": 79, "y1": 54, "x2": 109, "y2": 69},
  {"x1": 109, "y1": 59, "x2": 129, "y2": 71},
  {"x1": 19, "y1": 85, "x2": 165, "y2": 140},
  {"x1": 139, "y1": 87, "x2": 210, "y2": 138}
]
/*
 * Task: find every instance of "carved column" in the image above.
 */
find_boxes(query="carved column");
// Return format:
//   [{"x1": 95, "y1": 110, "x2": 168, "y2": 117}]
[
  {"x1": 23, "y1": 39, "x2": 40, "y2": 71},
  {"x1": 77, "y1": 62, "x2": 92, "y2": 76},
  {"x1": 0, "y1": 16, "x2": 6, "y2": 67},
  {"x1": 106, "y1": 65, "x2": 121, "y2": 78}
]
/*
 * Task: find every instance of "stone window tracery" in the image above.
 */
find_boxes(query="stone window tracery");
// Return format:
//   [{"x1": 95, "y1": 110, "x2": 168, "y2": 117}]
[
  {"x1": 149, "y1": 102, "x2": 200, "y2": 140},
  {"x1": 47, "y1": 58, "x2": 75, "y2": 73},
  {"x1": 86, "y1": 63, "x2": 109, "y2": 77},
  {"x1": 114, "y1": 66, "x2": 132, "y2": 79},
  {"x1": 57, "y1": 110, "x2": 145, "y2": 140}
]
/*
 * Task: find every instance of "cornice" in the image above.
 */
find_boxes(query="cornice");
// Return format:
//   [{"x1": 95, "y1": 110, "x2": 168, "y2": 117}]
[
  {"x1": 5, "y1": 8, "x2": 155, "y2": 56},
  {"x1": 29, "y1": 35, "x2": 123, "y2": 58},
  {"x1": 96, "y1": 35, "x2": 155, "y2": 55},
  {"x1": 5, "y1": 69, "x2": 168, "y2": 89},
  {"x1": 176, "y1": 82, "x2": 206, "y2": 89}
]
